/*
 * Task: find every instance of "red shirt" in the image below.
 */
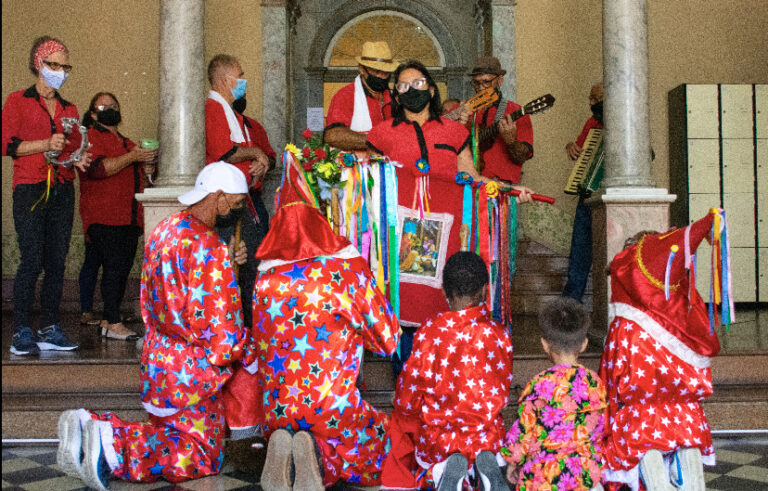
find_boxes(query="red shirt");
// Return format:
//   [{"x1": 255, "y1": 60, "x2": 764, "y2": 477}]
[
  {"x1": 477, "y1": 100, "x2": 534, "y2": 184},
  {"x1": 78, "y1": 125, "x2": 144, "y2": 233},
  {"x1": 324, "y1": 81, "x2": 392, "y2": 132},
  {"x1": 575, "y1": 116, "x2": 603, "y2": 147},
  {"x1": 367, "y1": 117, "x2": 470, "y2": 326},
  {"x1": 2, "y1": 86, "x2": 81, "y2": 189},
  {"x1": 205, "y1": 98, "x2": 272, "y2": 187}
]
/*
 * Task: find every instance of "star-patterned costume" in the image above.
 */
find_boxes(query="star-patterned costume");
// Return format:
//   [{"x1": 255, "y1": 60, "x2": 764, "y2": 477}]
[
  {"x1": 382, "y1": 304, "x2": 512, "y2": 489},
  {"x1": 599, "y1": 212, "x2": 723, "y2": 488},
  {"x1": 502, "y1": 364, "x2": 606, "y2": 491},
  {"x1": 89, "y1": 211, "x2": 255, "y2": 483},
  {"x1": 254, "y1": 252, "x2": 400, "y2": 487}
]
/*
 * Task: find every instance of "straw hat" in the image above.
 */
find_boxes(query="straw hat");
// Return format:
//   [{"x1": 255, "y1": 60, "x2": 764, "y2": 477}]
[{"x1": 355, "y1": 41, "x2": 398, "y2": 72}]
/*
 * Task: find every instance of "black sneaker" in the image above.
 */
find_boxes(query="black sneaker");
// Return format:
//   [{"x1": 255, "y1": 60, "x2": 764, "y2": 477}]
[
  {"x1": 37, "y1": 324, "x2": 79, "y2": 351},
  {"x1": 437, "y1": 453, "x2": 468, "y2": 491},
  {"x1": 475, "y1": 450, "x2": 509, "y2": 491},
  {"x1": 10, "y1": 326, "x2": 40, "y2": 355}
]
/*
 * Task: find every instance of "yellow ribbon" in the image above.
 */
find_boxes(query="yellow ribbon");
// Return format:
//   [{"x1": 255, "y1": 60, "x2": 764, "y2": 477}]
[{"x1": 30, "y1": 165, "x2": 53, "y2": 211}]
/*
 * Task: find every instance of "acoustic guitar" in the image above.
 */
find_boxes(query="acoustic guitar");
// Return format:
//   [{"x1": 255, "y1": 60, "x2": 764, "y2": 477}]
[
  {"x1": 442, "y1": 87, "x2": 499, "y2": 122},
  {"x1": 476, "y1": 94, "x2": 556, "y2": 148}
]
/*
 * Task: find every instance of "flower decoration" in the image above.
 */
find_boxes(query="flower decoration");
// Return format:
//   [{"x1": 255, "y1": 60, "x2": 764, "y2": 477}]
[
  {"x1": 455, "y1": 171, "x2": 473, "y2": 185},
  {"x1": 342, "y1": 152, "x2": 357, "y2": 167},
  {"x1": 415, "y1": 158, "x2": 430, "y2": 174},
  {"x1": 291, "y1": 129, "x2": 345, "y2": 201}
]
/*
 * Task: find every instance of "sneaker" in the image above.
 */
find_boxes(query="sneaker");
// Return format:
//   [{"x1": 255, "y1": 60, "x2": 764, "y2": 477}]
[
  {"x1": 80, "y1": 312, "x2": 101, "y2": 326},
  {"x1": 292, "y1": 431, "x2": 323, "y2": 491},
  {"x1": 474, "y1": 450, "x2": 509, "y2": 491},
  {"x1": 639, "y1": 449, "x2": 675, "y2": 491},
  {"x1": 100, "y1": 321, "x2": 139, "y2": 341},
  {"x1": 436, "y1": 453, "x2": 468, "y2": 491},
  {"x1": 670, "y1": 448, "x2": 705, "y2": 491},
  {"x1": 81, "y1": 420, "x2": 111, "y2": 491},
  {"x1": 57, "y1": 410, "x2": 85, "y2": 479},
  {"x1": 37, "y1": 324, "x2": 79, "y2": 351},
  {"x1": 10, "y1": 326, "x2": 40, "y2": 356},
  {"x1": 261, "y1": 429, "x2": 293, "y2": 491}
]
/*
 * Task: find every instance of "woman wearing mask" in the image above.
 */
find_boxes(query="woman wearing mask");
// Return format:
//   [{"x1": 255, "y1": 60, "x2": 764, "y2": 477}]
[
  {"x1": 77, "y1": 92, "x2": 157, "y2": 340},
  {"x1": 366, "y1": 61, "x2": 534, "y2": 372},
  {"x1": 2, "y1": 36, "x2": 90, "y2": 356}
]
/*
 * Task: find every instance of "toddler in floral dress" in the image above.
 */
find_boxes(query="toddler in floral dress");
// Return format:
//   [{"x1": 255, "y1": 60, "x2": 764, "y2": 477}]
[{"x1": 502, "y1": 297, "x2": 606, "y2": 491}]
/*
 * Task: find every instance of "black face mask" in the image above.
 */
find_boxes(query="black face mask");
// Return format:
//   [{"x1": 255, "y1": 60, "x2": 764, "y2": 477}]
[
  {"x1": 215, "y1": 204, "x2": 245, "y2": 228},
  {"x1": 591, "y1": 101, "x2": 603, "y2": 124},
  {"x1": 398, "y1": 88, "x2": 432, "y2": 113},
  {"x1": 232, "y1": 97, "x2": 247, "y2": 115},
  {"x1": 97, "y1": 108, "x2": 121, "y2": 126},
  {"x1": 365, "y1": 72, "x2": 390, "y2": 93}
]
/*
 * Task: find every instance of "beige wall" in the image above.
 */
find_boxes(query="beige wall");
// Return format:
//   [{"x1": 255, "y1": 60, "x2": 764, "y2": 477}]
[{"x1": 516, "y1": 0, "x2": 768, "y2": 216}]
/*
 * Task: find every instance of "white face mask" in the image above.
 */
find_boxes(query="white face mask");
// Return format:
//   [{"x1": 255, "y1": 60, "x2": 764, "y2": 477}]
[{"x1": 41, "y1": 65, "x2": 69, "y2": 90}]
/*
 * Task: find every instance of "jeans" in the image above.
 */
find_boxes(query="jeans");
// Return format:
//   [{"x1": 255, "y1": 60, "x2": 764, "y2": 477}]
[
  {"x1": 79, "y1": 238, "x2": 101, "y2": 313},
  {"x1": 562, "y1": 195, "x2": 592, "y2": 302},
  {"x1": 80, "y1": 224, "x2": 141, "y2": 324},
  {"x1": 12, "y1": 181, "x2": 75, "y2": 328},
  {"x1": 391, "y1": 325, "x2": 417, "y2": 379},
  {"x1": 217, "y1": 188, "x2": 270, "y2": 328}
]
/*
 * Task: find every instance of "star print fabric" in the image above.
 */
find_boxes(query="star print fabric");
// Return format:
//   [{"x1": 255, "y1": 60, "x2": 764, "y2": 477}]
[
  {"x1": 386, "y1": 304, "x2": 512, "y2": 488},
  {"x1": 502, "y1": 364, "x2": 605, "y2": 491},
  {"x1": 599, "y1": 310, "x2": 715, "y2": 476},
  {"x1": 254, "y1": 255, "x2": 400, "y2": 487},
  {"x1": 91, "y1": 211, "x2": 253, "y2": 482}
]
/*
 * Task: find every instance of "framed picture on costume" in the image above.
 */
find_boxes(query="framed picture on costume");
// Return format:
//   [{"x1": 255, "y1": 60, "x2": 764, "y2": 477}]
[{"x1": 396, "y1": 205, "x2": 454, "y2": 288}]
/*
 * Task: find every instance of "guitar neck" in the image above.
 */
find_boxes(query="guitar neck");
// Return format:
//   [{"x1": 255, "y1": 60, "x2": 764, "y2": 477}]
[{"x1": 478, "y1": 106, "x2": 524, "y2": 143}]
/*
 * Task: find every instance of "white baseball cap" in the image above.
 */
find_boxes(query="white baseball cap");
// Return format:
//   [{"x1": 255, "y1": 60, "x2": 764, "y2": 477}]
[{"x1": 178, "y1": 161, "x2": 248, "y2": 205}]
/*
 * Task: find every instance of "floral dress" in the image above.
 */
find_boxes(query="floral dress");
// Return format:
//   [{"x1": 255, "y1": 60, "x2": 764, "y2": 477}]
[{"x1": 502, "y1": 364, "x2": 606, "y2": 491}]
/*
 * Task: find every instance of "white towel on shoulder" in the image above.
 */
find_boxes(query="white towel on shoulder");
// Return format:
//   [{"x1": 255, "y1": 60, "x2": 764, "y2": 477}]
[
  {"x1": 208, "y1": 90, "x2": 250, "y2": 144},
  {"x1": 350, "y1": 75, "x2": 373, "y2": 133}
]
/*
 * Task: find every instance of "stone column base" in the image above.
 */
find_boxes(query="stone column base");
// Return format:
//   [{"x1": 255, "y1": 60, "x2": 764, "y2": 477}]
[
  {"x1": 135, "y1": 187, "x2": 189, "y2": 243},
  {"x1": 587, "y1": 187, "x2": 676, "y2": 339}
]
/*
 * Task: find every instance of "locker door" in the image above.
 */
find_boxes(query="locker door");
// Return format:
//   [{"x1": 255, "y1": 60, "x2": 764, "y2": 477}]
[
  {"x1": 721, "y1": 139, "x2": 755, "y2": 192},
  {"x1": 689, "y1": 194, "x2": 719, "y2": 292},
  {"x1": 687, "y1": 139, "x2": 720, "y2": 194},
  {"x1": 756, "y1": 84, "x2": 768, "y2": 139},
  {"x1": 730, "y1": 247, "x2": 756, "y2": 302},
  {"x1": 721, "y1": 84, "x2": 754, "y2": 139},
  {"x1": 759, "y1": 248, "x2": 768, "y2": 302},
  {"x1": 722, "y1": 193, "x2": 755, "y2": 248},
  {"x1": 686, "y1": 85, "x2": 720, "y2": 139},
  {"x1": 758, "y1": 140, "x2": 768, "y2": 248}
]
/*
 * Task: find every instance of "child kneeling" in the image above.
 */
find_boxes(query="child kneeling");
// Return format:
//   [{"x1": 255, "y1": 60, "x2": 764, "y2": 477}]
[
  {"x1": 382, "y1": 252, "x2": 513, "y2": 490},
  {"x1": 502, "y1": 297, "x2": 606, "y2": 491}
]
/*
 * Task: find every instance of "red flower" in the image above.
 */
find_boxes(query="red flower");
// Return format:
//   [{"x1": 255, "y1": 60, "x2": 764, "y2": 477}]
[
  {"x1": 302, "y1": 147, "x2": 312, "y2": 158},
  {"x1": 302, "y1": 128, "x2": 314, "y2": 140},
  {"x1": 301, "y1": 160, "x2": 314, "y2": 171},
  {"x1": 315, "y1": 148, "x2": 327, "y2": 160}
]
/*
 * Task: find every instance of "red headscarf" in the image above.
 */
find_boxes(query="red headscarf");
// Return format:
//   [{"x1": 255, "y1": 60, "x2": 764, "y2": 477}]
[{"x1": 34, "y1": 39, "x2": 68, "y2": 72}]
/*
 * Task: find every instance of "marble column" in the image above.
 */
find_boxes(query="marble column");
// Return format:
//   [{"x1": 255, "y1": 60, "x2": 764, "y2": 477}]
[
  {"x1": 491, "y1": 0, "x2": 516, "y2": 101},
  {"x1": 260, "y1": 0, "x2": 290, "y2": 214},
  {"x1": 589, "y1": 0, "x2": 675, "y2": 336},
  {"x1": 136, "y1": 0, "x2": 206, "y2": 239}
]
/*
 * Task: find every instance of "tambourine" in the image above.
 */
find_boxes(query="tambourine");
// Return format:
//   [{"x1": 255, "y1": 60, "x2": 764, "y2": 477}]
[{"x1": 43, "y1": 117, "x2": 89, "y2": 167}]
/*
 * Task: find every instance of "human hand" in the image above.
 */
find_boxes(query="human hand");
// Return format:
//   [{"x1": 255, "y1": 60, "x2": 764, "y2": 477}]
[
  {"x1": 48, "y1": 133, "x2": 67, "y2": 152},
  {"x1": 498, "y1": 113, "x2": 518, "y2": 145},
  {"x1": 506, "y1": 464, "x2": 517, "y2": 484},
  {"x1": 513, "y1": 185, "x2": 533, "y2": 204},
  {"x1": 455, "y1": 105, "x2": 471, "y2": 125},
  {"x1": 73, "y1": 151, "x2": 92, "y2": 172},
  {"x1": 228, "y1": 237, "x2": 247, "y2": 266},
  {"x1": 133, "y1": 147, "x2": 158, "y2": 163},
  {"x1": 249, "y1": 157, "x2": 269, "y2": 182},
  {"x1": 566, "y1": 141, "x2": 582, "y2": 160}
]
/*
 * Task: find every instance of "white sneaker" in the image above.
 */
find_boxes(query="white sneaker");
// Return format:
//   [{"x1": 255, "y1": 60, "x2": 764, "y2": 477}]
[
  {"x1": 81, "y1": 420, "x2": 111, "y2": 491},
  {"x1": 57, "y1": 409, "x2": 85, "y2": 479},
  {"x1": 670, "y1": 448, "x2": 705, "y2": 491},
  {"x1": 639, "y1": 449, "x2": 675, "y2": 491}
]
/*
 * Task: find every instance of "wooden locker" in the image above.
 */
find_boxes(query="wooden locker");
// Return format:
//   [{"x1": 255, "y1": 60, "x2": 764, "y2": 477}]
[
  {"x1": 730, "y1": 247, "x2": 756, "y2": 302},
  {"x1": 721, "y1": 84, "x2": 754, "y2": 139},
  {"x1": 721, "y1": 139, "x2": 755, "y2": 191},
  {"x1": 687, "y1": 139, "x2": 720, "y2": 194},
  {"x1": 756, "y1": 84, "x2": 768, "y2": 139},
  {"x1": 686, "y1": 85, "x2": 720, "y2": 139},
  {"x1": 760, "y1": 248, "x2": 768, "y2": 302},
  {"x1": 758, "y1": 139, "x2": 768, "y2": 248}
]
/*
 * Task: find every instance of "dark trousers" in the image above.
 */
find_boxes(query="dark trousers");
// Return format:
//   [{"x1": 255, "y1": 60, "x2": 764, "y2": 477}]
[
  {"x1": 217, "y1": 189, "x2": 270, "y2": 328},
  {"x1": 562, "y1": 196, "x2": 592, "y2": 302},
  {"x1": 79, "y1": 238, "x2": 101, "y2": 313},
  {"x1": 79, "y1": 224, "x2": 141, "y2": 324},
  {"x1": 391, "y1": 325, "x2": 418, "y2": 379},
  {"x1": 12, "y1": 181, "x2": 75, "y2": 328}
]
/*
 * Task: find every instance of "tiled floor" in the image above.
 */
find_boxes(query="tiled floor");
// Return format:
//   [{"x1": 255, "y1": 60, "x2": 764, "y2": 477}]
[{"x1": 2, "y1": 436, "x2": 767, "y2": 490}]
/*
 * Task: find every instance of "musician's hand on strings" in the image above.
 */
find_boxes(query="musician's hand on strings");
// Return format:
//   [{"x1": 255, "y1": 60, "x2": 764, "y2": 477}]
[
  {"x1": 512, "y1": 185, "x2": 534, "y2": 204},
  {"x1": 498, "y1": 113, "x2": 518, "y2": 145},
  {"x1": 228, "y1": 236, "x2": 247, "y2": 266},
  {"x1": 566, "y1": 141, "x2": 583, "y2": 160}
]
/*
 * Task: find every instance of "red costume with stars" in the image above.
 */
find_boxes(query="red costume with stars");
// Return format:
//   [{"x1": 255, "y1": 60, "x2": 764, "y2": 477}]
[
  {"x1": 600, "y1": 212, "x2": 722, "y2": 488},
  {"x1": 88, "y1": 210, "x2": 255, "y2": 483},
  {"x1": 382, "y1": 304, "x2": 513, "y2": 489}
]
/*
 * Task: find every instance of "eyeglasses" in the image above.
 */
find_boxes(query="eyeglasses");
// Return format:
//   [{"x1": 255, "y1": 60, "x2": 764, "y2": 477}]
[
  {"x1": 96, "y1": 104, "x2": 119, "y2": 112},
  {"x1": 471, "y1": 75, "x2": 499, "y2": 90},
  {"x1": 395, "y1": 78, "x2": 429, "y2": 94},
  {"x1": 43, "y1": 60, "x2": 73, "y2": 73}
]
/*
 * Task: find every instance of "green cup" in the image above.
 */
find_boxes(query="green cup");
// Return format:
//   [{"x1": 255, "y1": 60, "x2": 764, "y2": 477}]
[{"x1": 140, "y1": 138, "x2": 159, "y2": 150}]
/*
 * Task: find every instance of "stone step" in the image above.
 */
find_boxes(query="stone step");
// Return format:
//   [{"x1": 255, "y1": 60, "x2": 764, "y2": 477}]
[
  {"x1": 514, "y1": 254, "x2": 570, "y2": 273},
  {"x1": 511, "y1": 271, "x2": 592, "y2": 294},
  {"x1": 510, "y1": 291, "x2": 594, "y2": 315}
]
